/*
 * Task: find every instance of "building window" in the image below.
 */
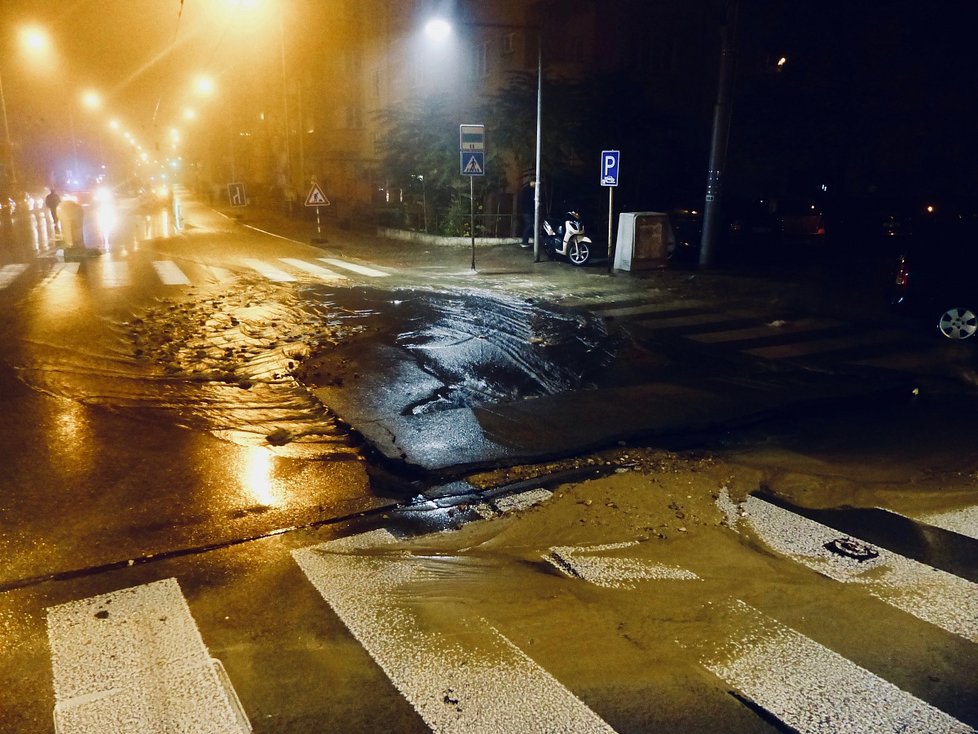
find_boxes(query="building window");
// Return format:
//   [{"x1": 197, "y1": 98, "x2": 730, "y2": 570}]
[
  {"x1": 346, "y1": 106, "x2": 363, "y2": 129},
  {"x1": 501, "y1": 32, "x2": 516, "y2": 55},
  {"x1": 471, "y1": 41, "x2": 489, "y2": 79}
]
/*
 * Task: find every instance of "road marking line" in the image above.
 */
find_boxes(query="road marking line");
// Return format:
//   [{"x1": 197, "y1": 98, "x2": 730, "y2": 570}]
[
  {"x1": 687, "y1": 317, "x2": 841, "y2": 344},
  {"x1": 634, "y1": 309, "x2": 755, "y2": 329},
  {"x1": 152, "y1": 260, "x2": 192, "y2": 285},
  {"x1": 741, "y1": 495, "x2": 978, "y2": 642},
  {"x1": 546, "y1": 541, "x2": 699, "y2": 588},
  {"x1": 317, "y1": 257, "x2": 390, "y2": 278},
  {"x1": 743, "y1": 330, "x2": 903, "y2": 359},
  {"x1": 205, "y1": 264, "x2": 235, "y2": 283},
  {"x1": 46, "y1": 578, "x2": 251, "y2": 733},
  {"x1": 593, "y1": 300, "x2": 706, "y2": 317},
  {"x1": 99, "y1": 259, "x2": 131, "y2": 288},
  {"x1": 0, "y1": 263, "x2": 29, "y2": 289},
  {"x1": 293, "y1": 531, "x2": 617, "y2": 734},
  {"x1": 279, "y1": 257, "x2": 348, "y2": 281},
  {"x1": 243, "y1": 258, "x2": 296, "y2": 282},
  {"x1": 694, "y1": 600, "x2": 975, "y2": 734},
  {"x1": 916, "y1": 505, "x2": 978, "y2": 541}
]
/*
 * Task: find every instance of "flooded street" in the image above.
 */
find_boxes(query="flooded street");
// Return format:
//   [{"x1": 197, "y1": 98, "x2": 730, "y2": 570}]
[{"x1": 0, "y1": 197, "x2": 976, "y2": 733}]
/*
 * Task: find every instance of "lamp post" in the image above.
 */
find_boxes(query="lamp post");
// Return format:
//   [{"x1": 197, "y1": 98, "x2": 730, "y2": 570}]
[
  {"x1": 425, "y1": 18, "x2": 543, "y2": 261},
  {"x1": 0, "y1": 69, "x2": 15, "y2": 185}
]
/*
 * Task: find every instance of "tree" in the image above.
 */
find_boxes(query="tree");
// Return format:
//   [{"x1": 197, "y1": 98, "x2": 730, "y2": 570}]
[{"x1": 375, "y1": 96, "x2": 505, "y2": 234}]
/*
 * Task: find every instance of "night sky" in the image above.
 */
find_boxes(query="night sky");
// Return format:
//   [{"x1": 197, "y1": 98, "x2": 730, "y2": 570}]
[{"x1": 2, "y1": 0, "x2": 975, "y2": 209}]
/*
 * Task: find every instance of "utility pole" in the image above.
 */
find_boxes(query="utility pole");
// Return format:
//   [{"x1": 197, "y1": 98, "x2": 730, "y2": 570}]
[
  {"x1": 699, "y1": 0, "x2": 739, "y2": 268},
  {"x1": 0, "y1": 69, "x2": 16, "y2": 185}
]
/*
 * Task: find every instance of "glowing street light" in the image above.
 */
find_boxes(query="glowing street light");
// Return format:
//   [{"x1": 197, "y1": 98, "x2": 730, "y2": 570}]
[
  {"x1": 19, "y1": 25, "x2": 52, "y2": 55},
  {"x1": 194, "y1": 74, "x2": 215, "y2": 96},
  {"x1": 80, "y1": 89, "x2": 102, "y2": 110}
]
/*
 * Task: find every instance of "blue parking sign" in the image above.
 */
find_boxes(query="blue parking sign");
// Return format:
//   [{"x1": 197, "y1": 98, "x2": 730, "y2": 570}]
[{"x1": 600, "y1": 150, "x2": 620, "y2": 187}]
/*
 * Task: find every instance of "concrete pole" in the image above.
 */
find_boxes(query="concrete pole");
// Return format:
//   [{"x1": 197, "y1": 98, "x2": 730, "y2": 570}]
[
  {"x1": 0, "y1": 69, "x2": 16, "y2": 184},
  {"x1": 532, "y1": 32, "x2": 542, "y2": 262},
  {"x1": 699, "y1": 1, "x2": 738, "y2": 268}
]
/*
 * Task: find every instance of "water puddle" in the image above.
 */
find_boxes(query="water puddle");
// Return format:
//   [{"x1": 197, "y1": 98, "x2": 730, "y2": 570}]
[{"x1": 14, "y1": 280, "x2": 617, "y2": 460}]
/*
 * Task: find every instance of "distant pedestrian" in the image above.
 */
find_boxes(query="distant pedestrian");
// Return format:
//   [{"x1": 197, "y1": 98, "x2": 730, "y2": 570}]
[
  {"x1": 518, "y1": 178, "x2": 536, "y2": 249},
  {"x1": 45, "y1": 188, "x2": 61, "y2": 232}
]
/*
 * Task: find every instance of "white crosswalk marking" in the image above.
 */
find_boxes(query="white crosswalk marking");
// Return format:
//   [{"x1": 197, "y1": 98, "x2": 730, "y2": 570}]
[
  {"x1": 99, "y1": 259, "x2": 131, "y2": 288},
  {"x1": 594, "y1": 300, "x2": 706, "y2": 318},
  {"x1": 152, "y1": 260, "x2": 192, "y2": 285},
  {"x1": 242, "y1": 258, "x2": 296, "y2": 282},
  {"x1": 204, "y1": 264, "x2": 235, "y2": 283},
  {"x1": 318, "y1": 257, "x2": 389, "y2": 277},
  {"x1": 695, "y1": 600, "x2": 975, "y2": 734},
  {"x1": 916, "y1": 504, "x2": 978, "y2": 541},
  {"x1": 636, "y1": 309, "x2": 754, "y2": 330},
  {"x1": 46, "y1": 578, "x2": 251, "y2": 733},
  {"x1": 546, "y1": 541, "x2": 699, "y2": 587},
  {"x1": 740, "y1": 494, "x2": 978, "y2": 642},
  {"x1": 688, "y1": 317, "x2": 841, "y2": 344},
  {"x1": 0, "y1": 263, "x2": 29, "y2": 290},
  {"x1": 279, "y1": 257, "x2": 347, "y2": 281},
  {"x1": 743, "y1": 330, "x2": 904, "y2": 359},
  {"x1": 293, "y1": 531, "x2": 618, "y2": 734}
]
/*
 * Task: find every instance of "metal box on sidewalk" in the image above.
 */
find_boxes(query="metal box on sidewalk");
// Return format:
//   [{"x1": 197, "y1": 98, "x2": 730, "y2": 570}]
[{"x1": 613, "y1": 212, "x2": 673, "y2": 271}]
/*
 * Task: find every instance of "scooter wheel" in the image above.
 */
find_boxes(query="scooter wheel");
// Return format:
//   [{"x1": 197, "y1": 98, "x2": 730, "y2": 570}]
[{"x1": 568, "y1": 240, "x2": 591, "y2": 266}]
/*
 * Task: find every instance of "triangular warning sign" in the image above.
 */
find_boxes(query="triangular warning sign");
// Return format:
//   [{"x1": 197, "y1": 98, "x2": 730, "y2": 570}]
[
  {"x1": 463, "y1": 155, "x2": 484, "y2": 174},
  {"x1": 305, "y1": 183, "x2": 330, "y2": 207}
]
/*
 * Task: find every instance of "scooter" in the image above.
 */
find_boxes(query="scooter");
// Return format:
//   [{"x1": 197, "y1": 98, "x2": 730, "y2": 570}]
[{"x1": 541, "y1": 211, "x2": 592, "y2": 266}]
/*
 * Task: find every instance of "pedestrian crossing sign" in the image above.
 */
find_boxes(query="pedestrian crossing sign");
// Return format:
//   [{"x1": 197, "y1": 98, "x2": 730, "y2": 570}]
[
  {"x1": 460, "y1": 152, "x2": 485, "y2": 176},
  {"x1": 304, "y1": 182, "x2": 330, "y2": 207}
]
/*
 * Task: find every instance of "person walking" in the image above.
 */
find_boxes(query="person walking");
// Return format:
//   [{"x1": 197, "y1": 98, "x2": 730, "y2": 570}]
[
  {"x1": 518, "y1": 178, "x2": 536, "y2": 249},
  {"x1": 45, "y1": 188, "x2": 61, "y2": 233}
]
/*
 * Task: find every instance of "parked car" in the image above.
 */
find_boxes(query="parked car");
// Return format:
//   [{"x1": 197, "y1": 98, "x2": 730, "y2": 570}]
[{"x1": 891, "y1": 216, "x2": 978, "y2": 340}]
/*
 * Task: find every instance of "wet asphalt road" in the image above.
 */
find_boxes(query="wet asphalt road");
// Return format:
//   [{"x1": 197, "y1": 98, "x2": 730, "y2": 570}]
[{"x1": 1, "y1": 193, "x2": 976, "y2": 732}]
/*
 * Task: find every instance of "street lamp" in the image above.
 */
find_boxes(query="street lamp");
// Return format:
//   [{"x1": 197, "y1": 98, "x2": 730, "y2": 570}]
[
  {"x1": 1, "y1": 24, "x2": 55, "y2": 187},
  {"x1": 0, "y1": 69, "x2": 15, "y2": 185},
  {"x1": 424, "y1": 17, "x2": 543, "y2": 261}
]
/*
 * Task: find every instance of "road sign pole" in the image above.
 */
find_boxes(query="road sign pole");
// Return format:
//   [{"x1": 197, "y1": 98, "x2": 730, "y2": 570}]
[
  {"x1": 315, "y1": 206, "x2": 321, "y2": 236},
  {"x1": 470, "y1": 177, "x2": 476, "y2": 270},
  {"x1": 600, "y1": 150, "x2": 620, "y2": 272}
]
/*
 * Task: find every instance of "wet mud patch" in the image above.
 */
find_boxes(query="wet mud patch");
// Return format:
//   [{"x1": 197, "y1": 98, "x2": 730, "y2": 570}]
[
  {"x1": 295, "y1": 287, "x2": 619, "y2": 416},
  {"x1": 14, "y1": 279, "x2": 374, "y2": 458}
]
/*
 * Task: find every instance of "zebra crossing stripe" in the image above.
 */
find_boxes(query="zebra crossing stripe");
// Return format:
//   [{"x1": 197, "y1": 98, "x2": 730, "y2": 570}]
[
  {"x1": 635, "y1": 309, "x2": 754, "y2": 330},
  {"x1": 916, "y1": 505, "x2": 978, "y2": 541},
  {"x1": 205, "y1": 264, "x2": 235, "y2": 283},
  {"x1": 0, "y1": 263, "x2": 29, "y2": 289},
  {"x1": 242, "y1": 258, "x2": 296, "y2": 282},
  {"x1": 318, "y1": 257, "x2": 390, "y2": 278},
  {"x1": 694, "y1": 600, "x2": 975, "y2": 734},
  {"x1": 152, "y1": 260, "x2": 192, "y2": 285},
  {"x1": 593, "y1": 300, "x2": 706, "y2": 318},
  {"x1": 46, "y1": 578, "x2": 251, "y2": 733},
  {"x1": 293, "y1": 531, "x2": 617, "y2": 734},
  {"x1": 688, "y1": 317, "x2": 841, "y2": 344},
  {"x1": 99, "y1": 259, "x2": 131, "y2": 288},
  {"x1": 279, "y1": 257, "x2": 347, "y2": 280},
  {"x1": 743, "y1": 330, "x2": 903, "y2": 359},
  {"x1": 740, "y1": 495, "x2": 978, "y2": 642},
  {"x1": 546, "y1": 541, "x2": 699, "y2": 588}
]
